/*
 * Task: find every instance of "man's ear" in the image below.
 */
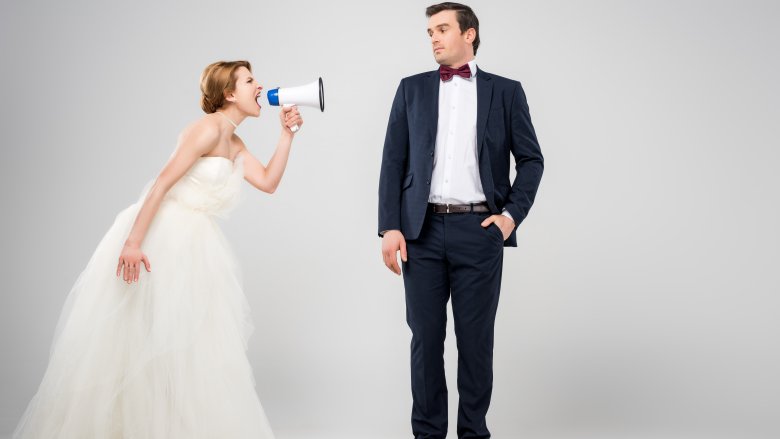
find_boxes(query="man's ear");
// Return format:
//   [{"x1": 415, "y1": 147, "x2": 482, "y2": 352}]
[{"x1": 464, "y1": 28, "x2": 476, "y2": 43}]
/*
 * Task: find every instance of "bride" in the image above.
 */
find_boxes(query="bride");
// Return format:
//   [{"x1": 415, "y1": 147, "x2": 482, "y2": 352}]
[{"x1": 13, "y1": 60, "x2": 299, "y2": 438}]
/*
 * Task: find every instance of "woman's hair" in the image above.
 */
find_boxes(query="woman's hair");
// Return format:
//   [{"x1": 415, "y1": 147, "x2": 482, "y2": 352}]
[{"x1": 199, "y1": 60, "x2": 252, "y2": 114}]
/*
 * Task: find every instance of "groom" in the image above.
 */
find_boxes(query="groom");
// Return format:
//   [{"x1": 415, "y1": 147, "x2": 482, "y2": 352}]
[{"x1": 378, "y1": 2, "x2": 544, "y2": 437}]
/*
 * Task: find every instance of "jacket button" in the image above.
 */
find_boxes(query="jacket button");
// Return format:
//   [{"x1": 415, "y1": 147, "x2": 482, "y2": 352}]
[
  {"x1": 430, "y1": 151, "x2": 434, "y2": 157},
  {"x1": 426, "y1": 179, "x2": 431, "y2": 185}
]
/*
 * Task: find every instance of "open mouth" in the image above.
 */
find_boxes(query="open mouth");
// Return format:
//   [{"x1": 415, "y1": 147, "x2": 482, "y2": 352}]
[{"x1": 255, "y1": 92, "x2": 262, "y2": 108}]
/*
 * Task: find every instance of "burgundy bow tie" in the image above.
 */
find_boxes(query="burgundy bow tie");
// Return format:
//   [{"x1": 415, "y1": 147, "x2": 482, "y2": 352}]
[{"x1": 439, "y1": 64, "x2": 472, "y2": 81}]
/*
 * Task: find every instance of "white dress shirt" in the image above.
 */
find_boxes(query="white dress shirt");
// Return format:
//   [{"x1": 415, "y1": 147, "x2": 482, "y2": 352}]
[
  {"x1": 428, "y1": 59, "x2": 513, "y2": 222},
  {"x1": 429, "y1": 58, "x2": 483, "y2": 204}
]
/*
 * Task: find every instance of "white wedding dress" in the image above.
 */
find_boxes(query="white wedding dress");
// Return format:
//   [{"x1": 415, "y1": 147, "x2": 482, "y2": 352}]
[{"x1": 13, "y1": 155, "x2": 276, "y2": 438}]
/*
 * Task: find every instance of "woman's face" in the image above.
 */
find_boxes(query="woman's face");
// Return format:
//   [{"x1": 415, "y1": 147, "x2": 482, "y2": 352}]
[{"x1": 228, "y1": 66, "x2": 263, "y2": 117}]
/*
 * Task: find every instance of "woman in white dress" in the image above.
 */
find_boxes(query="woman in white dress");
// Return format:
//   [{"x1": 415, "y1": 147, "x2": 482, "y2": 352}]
[{"x1": 13, "y1": 60, "x2": 299, "y2": 438}]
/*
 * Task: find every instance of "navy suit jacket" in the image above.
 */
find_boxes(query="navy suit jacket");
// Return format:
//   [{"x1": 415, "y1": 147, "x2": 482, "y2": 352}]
[{"x1": 378, "y1": 67, "x2": 543, "y2": 247}]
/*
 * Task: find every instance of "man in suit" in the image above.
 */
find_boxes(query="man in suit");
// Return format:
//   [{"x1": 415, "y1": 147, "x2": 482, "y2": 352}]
[{"x1": 378, "y1": 3, "x2": 544, "y2": 438}]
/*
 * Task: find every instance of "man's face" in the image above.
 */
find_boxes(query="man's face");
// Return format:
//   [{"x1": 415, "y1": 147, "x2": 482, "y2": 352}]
[{"x1": 427, "y1": 10, "x2": 474, "y2": 67}]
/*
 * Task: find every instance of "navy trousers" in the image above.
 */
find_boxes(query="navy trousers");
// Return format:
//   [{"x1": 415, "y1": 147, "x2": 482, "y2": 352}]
[{"x1": 402, "y1": 209, "x2": 504, "y2": 439}]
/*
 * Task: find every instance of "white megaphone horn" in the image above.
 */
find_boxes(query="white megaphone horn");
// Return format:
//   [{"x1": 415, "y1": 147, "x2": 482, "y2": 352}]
[{"x1": 266, "y1": 77, "x2": 324, "y2": 133}]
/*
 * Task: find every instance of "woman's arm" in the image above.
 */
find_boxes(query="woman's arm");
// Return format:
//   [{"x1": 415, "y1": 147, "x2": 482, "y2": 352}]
[
  {"x1": 117, "y1": 121, "x2": 219, "y2": 283},
  {"x1": 241, "y1": 106, "x2": 302, "y2": 194}
]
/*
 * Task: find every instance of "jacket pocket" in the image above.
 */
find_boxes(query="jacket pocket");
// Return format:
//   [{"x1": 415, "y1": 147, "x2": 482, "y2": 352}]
[{"x1": 402, "y1": 173, "x2": 413, "y2": 190}]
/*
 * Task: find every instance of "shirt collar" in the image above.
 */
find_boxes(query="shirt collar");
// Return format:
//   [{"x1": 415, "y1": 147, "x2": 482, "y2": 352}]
[{"x1": 466, "y1": 58, "x2": 478, "y2": 78}]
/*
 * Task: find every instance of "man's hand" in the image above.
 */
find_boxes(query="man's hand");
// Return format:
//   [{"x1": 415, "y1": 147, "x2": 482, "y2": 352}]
[
  {"x1": 381, "y1": 230, "x2": 407, "y2": 275},
  {"x1": 481, "y1": 215, "x2": 515, "y2": 241}
]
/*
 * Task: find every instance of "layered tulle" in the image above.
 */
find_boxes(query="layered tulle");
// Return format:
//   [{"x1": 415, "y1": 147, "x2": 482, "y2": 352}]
[{"x1": 14, "y1": 156, "x2": 276, "y2": 438}]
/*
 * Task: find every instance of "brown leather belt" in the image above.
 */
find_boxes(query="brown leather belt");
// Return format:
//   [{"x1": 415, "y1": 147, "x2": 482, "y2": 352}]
[{"x1": 429, "y1": 202, "x2": 490, "y2": 214}]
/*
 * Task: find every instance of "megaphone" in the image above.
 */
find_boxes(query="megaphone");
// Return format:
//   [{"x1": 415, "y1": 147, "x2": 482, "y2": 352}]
[{"x1": 267, "y1": 77, "x2": 324, "y2": 133}]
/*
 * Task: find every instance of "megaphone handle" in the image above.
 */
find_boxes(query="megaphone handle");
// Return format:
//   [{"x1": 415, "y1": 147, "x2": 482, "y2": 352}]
[{"x1": 283, "y1": 104, "x2": 300, "y2": 133}]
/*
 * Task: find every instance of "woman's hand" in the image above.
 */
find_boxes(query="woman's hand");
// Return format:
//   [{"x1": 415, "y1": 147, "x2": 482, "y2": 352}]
[
  {"x1": 280, "y1": 105, "x2": 303, "y2": 134},
  {"x1": 116, "y1": 242, "x2": 151, "y2": 284}
]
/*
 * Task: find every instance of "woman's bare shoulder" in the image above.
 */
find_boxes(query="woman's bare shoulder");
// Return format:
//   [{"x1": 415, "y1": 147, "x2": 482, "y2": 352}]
[
  {"x1": 178, "y1": 114, "x2": 221, "y2": 142},
  {"x1": 169, "y1": 115, "x2": 223, "y2": 159}
]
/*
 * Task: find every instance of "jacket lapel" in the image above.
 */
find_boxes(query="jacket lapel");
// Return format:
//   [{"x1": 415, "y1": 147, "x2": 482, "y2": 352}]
[
  {"x1": 425, "y1": 70, "x2": 440, "y2": 143},
  {"x1": 476, "y1": 67, "x2": 493, "y2": 159}
]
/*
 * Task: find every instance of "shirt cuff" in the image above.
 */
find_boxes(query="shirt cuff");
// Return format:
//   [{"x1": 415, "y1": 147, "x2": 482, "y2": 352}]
[{"x1": 501, "y1": 209, "x2": 514, "y2": 223}]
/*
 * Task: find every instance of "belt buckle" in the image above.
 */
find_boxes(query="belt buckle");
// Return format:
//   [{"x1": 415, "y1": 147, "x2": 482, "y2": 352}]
[{"x1": 446, "y1": 204, "x2": 451, "y2": 213}]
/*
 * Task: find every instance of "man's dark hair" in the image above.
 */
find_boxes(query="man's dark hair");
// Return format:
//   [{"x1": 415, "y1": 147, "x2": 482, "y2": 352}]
[{"x1": 426, "y1": 2, "x2": 480, "y2": 55}]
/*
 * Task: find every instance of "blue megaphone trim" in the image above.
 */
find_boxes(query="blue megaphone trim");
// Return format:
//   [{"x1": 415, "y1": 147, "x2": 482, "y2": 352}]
[{"x1": 267, "y1": 88, "x2": 280, "y2": 106}]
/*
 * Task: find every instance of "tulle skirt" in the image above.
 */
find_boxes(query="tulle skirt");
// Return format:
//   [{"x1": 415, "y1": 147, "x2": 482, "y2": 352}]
[{"x1": 13, "y1": 196, "x2": 275, "y2": 438}]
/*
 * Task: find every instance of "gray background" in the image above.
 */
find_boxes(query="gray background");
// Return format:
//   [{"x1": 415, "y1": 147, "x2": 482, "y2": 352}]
[{"x1": 1, "y1": 0, "x2": 778, "y2": 438}]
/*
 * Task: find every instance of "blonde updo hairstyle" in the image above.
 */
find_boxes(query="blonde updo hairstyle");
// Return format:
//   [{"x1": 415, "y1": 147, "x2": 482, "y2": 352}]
[{"x1": 200, "y1": 60, "x2": 252, "y2": 114}]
